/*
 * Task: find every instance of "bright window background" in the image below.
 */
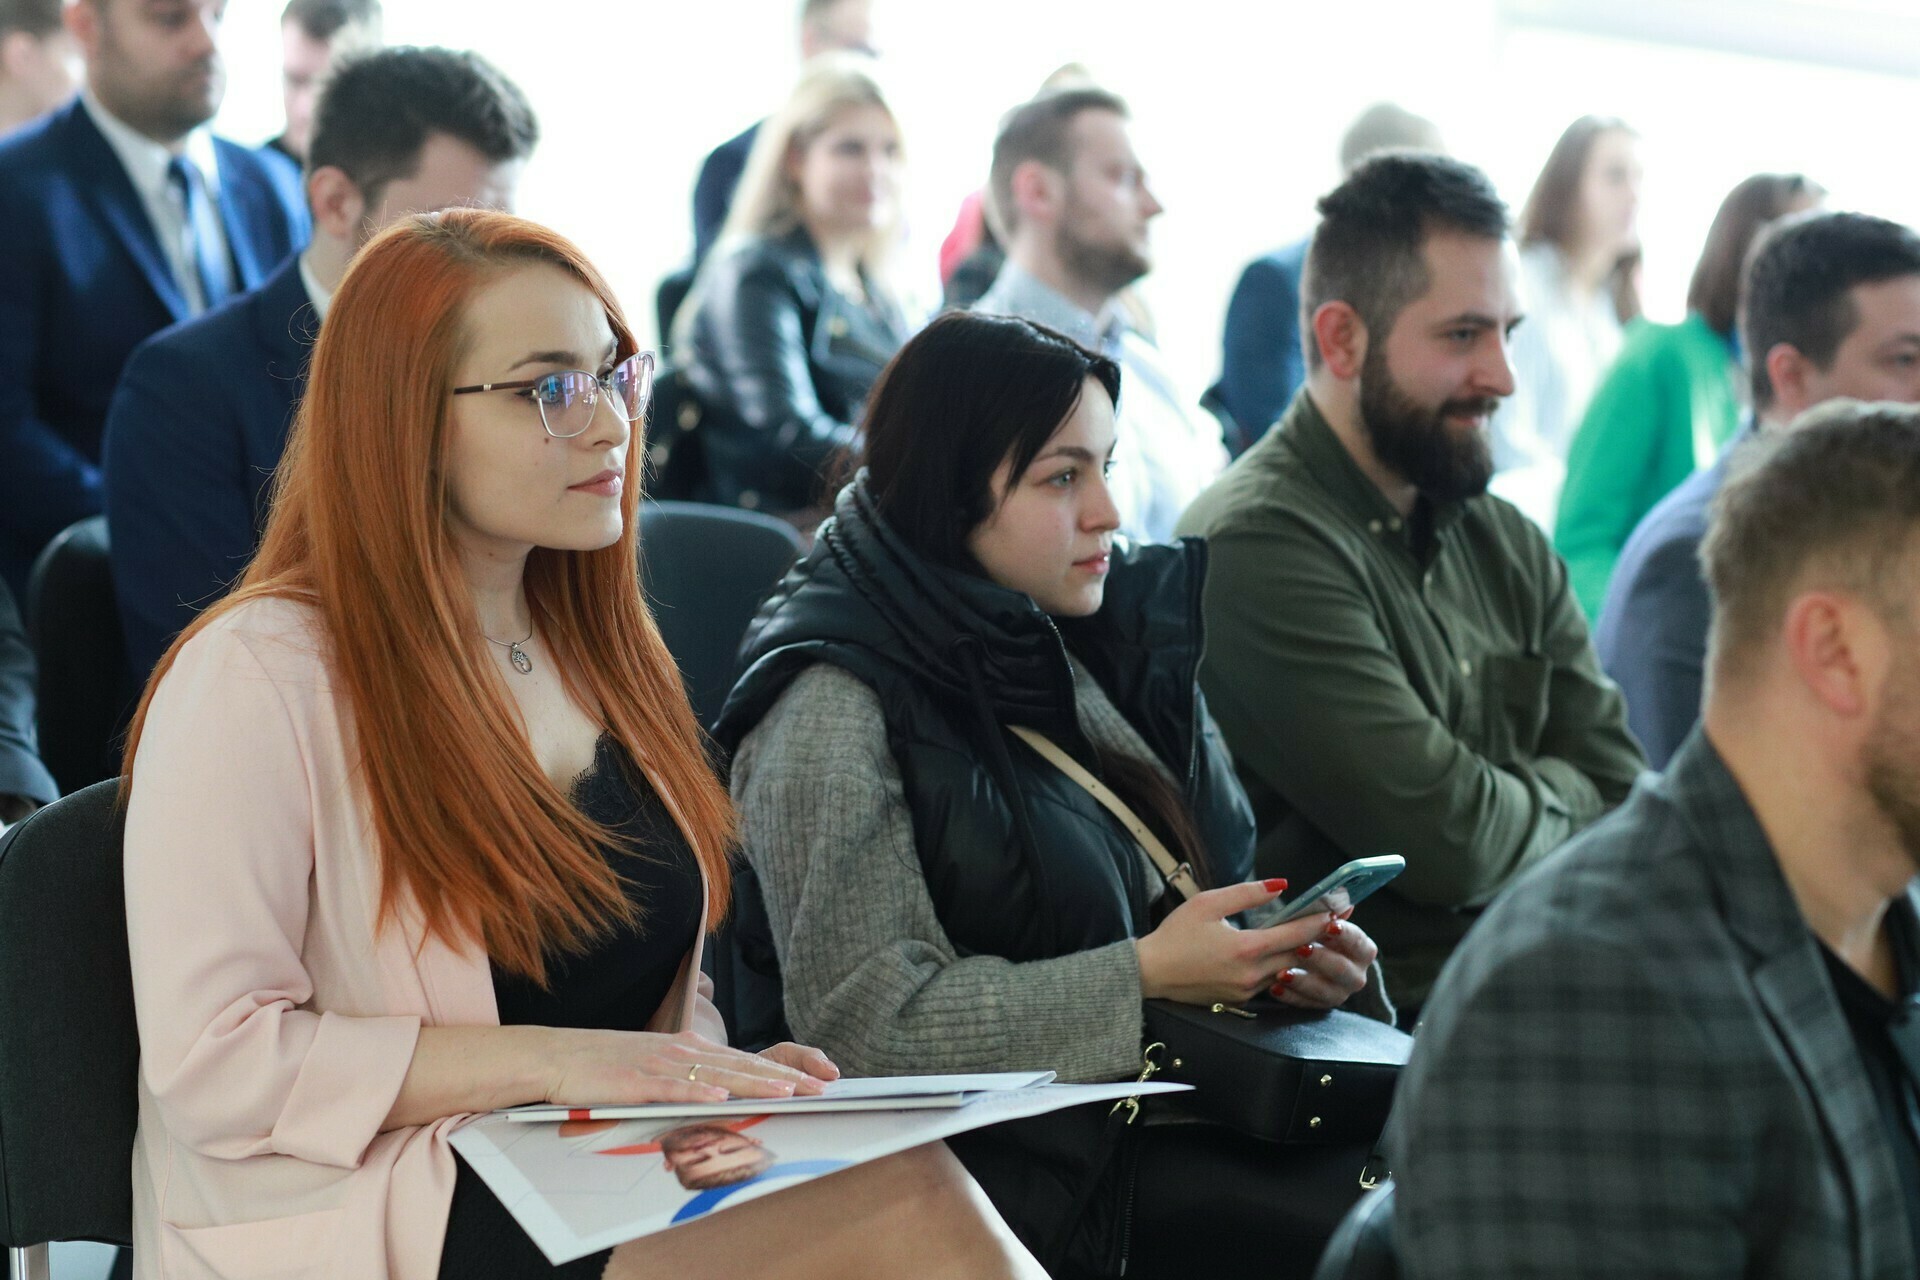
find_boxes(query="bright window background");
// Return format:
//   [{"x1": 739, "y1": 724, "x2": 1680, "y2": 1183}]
[{"x1": 206, "y1": 0, "x2": 1920, "y2": 396}]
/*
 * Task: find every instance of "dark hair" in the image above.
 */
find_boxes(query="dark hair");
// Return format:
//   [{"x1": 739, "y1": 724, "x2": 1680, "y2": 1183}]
[
  {"x1": 0, "y1": 0, "x2": 62, "y2": 38},
  {"x1": 1686, "y1": 173, "x2": 1821, "y2": 339},
  {"x1": 280, "y1": 0, "x2": 380, "y2": 42},
  {"x1": 306, "y1": 47, "x2": 538, "y2": 209},
  {"x1": 858, "y1": 311, "x2": 1120, "y2": 568},
  {"x1": 1705, "y1": 401, "x2": 1920, "y2": 683},
  {"x1": 857, "y1": 310, "x2": 1216, "y2": 888},
  {"x1": 1739, "y1": 211, "x2": 1920, "y2": 410},
  {"x1": 986, "y1": 86, "x2": 1129, "y2": 239},
  {"x1": 1519, "y1": 115, "x2": 1642, "y2": 323},
  {"x1": 1302, "y1": 152, "x2": 1510, "y2": 371}
]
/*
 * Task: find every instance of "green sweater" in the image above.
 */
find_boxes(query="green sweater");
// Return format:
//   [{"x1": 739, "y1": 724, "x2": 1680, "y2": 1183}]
[
  {"x1": 1553, "y1": 311, "x2": 1740, "y2": 619},
  {"x1": 1175, "y1": 393, "x2": 1644, "y2": 1006}
]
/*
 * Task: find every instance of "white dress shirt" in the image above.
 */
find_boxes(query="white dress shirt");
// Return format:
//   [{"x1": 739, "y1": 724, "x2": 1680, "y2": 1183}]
[
  {"x1": 81, "y1": 86, "x2": 235, "y2": 316},
  {"x1": 975, "y1": 263, "x2": 1228, "y2": 545},
  {"x1": 297, "y1": 251, "x2": 334, "y2": 322}
]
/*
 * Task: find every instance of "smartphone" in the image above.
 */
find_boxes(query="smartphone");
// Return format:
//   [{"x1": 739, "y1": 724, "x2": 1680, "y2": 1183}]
[{"x1": 1270, "y1": 855, "x2": 1406, "y2": 924}]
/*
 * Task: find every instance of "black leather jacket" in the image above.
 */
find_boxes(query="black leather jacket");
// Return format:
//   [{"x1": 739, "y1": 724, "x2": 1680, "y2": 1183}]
[{"x1": 683, "y1": 227, "x2": 908, "y2": 516}]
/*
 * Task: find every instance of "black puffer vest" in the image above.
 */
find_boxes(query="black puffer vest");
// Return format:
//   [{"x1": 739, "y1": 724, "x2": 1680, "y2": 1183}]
[{"x1": 714, "y1": 477, "x2": 1255, "y2": 991}]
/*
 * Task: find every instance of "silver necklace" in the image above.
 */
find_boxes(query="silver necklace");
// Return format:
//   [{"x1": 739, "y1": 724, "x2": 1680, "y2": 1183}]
[{"x1": 485, "y1": 626, "x2": 534, "y2": 675}]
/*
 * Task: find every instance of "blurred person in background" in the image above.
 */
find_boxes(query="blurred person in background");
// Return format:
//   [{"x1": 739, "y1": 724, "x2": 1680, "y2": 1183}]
[
  {"x1": 691, "y1": 0, "x2": 876, "y2": 270},
  {"x1": 1596, "y1": 211, "x2": 1920, "y2": 768},
  {"x1": 0, "y1": 578, "x2": 56, "y2": 836},
  {"x1": 105, "y1": 46, "x2": 537, "y2": 682},
  {"x1": 976, "y1": 86, "x2": 1226, "y2": 544},
  {"x1": 677, "y1": 55, "x2": 910, "y2": 527},
  {"x1": 0, "y1": 0, "x2": 307, "y2": 600},
  {"x1": 266, "y1": 0, "x2": 382, "y2": 164},
  {"x1": 938, "y1": 62, "x2": 1095, "y2": 311},
  {"x1": 1209, "y1": 102, "x2": 1444, "y2": 453},
  {"x1": 0, "y1": 0, "x2": 77, "y2": 136},
  {"x1": 1554, "y1": 172, "x2": 1823, "y2": 617},
  {"x1": 1487, "y1": 115, "x2": 1643, "y2": 527}
]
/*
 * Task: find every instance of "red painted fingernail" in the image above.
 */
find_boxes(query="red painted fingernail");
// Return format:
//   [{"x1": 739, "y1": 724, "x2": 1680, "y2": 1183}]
[
  {"x1": 1296, "y1": 945, "x2": 1315, "y2": 958},
  {"x1": 1326, "y1": 918, "x2": 1342, "y2": 937},
  {"x1": 1264, "y1": 878, "x2": 1288, "y2": 892},
  {"x1": 1278, "y1": 970, "x2": 1297, "y2": 985}
]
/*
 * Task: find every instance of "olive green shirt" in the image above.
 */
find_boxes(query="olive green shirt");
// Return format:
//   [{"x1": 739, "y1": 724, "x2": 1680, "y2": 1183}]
[{"x1": 1175, "y1": 392, "x2": 1645, "y2": 1005}]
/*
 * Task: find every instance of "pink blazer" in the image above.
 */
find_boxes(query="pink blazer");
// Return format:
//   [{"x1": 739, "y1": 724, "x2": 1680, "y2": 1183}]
[{"x1": 124, "y1": 597, "x2": 724, "y2": 1279}]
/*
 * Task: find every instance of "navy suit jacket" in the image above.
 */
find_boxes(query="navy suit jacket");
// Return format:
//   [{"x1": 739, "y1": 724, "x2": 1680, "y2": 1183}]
[
  {"x1": 1210, "y1": 237, "x2": 1308, "y2": 450},
  {"x1": 0, "y1": 99, "x2": 308, "y2": 598},
  {"x1": 103, "y1": 255, "x2": 316, "y2": 682},
  {"x1": 1593, "y1": 437, "x2": 1745, "y2": 768},
  {"x1": 692, "y1": 121, "x2": 760, "y2": 268}
]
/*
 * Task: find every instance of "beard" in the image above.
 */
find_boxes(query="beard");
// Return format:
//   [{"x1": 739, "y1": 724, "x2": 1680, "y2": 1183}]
[
  {"x1": 1865, "y1": 643, "x2": 1920, "y2": 875},
  {"x1": 1355, "y1": 342, "x2": 1498, "y2": 505},
  {"x1": 1055, "y1": 204, "x2": 1149, "y2": 300}
]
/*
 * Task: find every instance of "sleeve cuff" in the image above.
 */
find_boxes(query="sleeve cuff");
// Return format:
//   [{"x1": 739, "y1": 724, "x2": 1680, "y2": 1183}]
[{"x1": 272, "y1": 1011, "x2": 421, "y2": 1167}]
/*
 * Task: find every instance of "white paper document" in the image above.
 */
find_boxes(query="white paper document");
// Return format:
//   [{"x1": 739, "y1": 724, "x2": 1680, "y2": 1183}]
[
  {"x1": 501, "y1": 1070, "x2": 1058, "y2": 1123},
  {"x1": 450, "y1": 1080, "x2": 1191, "y2": 1264}
]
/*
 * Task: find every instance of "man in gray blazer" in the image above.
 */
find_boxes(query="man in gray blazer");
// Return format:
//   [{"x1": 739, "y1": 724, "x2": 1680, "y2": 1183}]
[{"x1": 1388, "y1": 399, "x2": 1920, "y2": 1278}]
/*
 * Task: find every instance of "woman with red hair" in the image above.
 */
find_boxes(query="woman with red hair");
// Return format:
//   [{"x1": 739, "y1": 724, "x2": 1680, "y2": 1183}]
[{"x1": 119, "y1": 209, "x2": 1038, "y2": 1279}]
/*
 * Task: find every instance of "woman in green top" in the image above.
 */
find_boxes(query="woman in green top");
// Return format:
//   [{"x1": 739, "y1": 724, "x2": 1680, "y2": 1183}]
[{"x1": 1554, "y1": 173, "x2": 1823, "y2": 618}]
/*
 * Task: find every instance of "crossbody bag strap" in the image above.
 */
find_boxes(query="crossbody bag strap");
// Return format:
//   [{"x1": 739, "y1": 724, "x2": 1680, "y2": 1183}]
[{"x1": 1007, "y1": 725, "x2": 1199, "y2": 903}]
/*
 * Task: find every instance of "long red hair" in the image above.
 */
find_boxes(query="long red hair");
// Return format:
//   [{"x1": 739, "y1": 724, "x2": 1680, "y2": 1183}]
[{"x1": 122, "y1": 209, "x2": 735, "y2": 984}]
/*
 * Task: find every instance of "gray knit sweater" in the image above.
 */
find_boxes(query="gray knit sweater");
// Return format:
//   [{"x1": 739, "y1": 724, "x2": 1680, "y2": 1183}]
[{"x1": 730, "y1": 661, "x2": 1173, "y2": 1083}]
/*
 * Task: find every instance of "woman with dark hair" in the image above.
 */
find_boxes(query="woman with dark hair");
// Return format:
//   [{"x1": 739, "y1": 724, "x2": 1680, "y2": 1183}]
[
  {"x1": 120, "y1": 210, "x2": 1040, "y2": 1279},
  {"x1": 1554, "y1": 172, "x2": 1824, "y2": 617},
  {"x1": 715, "y1": 311, "x2": 1383, "y2": 1277},
  {"x1": 1487, "y1": 116, "x2": 1643, "y2": 526}
]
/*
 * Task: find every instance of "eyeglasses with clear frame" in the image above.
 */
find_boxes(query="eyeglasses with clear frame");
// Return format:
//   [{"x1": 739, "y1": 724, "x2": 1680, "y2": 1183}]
[{"x1": 451, "y1": 350, "x2": 655, "y2": 439}]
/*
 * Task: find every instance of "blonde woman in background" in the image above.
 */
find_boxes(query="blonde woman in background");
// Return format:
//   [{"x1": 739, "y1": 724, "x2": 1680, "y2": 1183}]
[{"x1": 677, "y1": 55, "x2": 912, "y2": 528}]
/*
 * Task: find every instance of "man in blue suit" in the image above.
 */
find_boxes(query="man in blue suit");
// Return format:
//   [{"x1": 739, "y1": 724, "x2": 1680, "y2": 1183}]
[
  {"x1": 1596, "y1": 211, "x2": 1920, "y2": 768},
  {"x1": 0, "y1": 0, "x2": 308, "y2": 598},
  {"x1": 1209, "y1": 104, "x2": 1442, "y2": 451},
  {"x1": 103, "y1": 46, "x2": 537, "y2": 681}
]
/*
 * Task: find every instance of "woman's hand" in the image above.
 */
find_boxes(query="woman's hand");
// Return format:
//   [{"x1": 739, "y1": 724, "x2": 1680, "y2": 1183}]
[
  {"x1": 1266, "y1": 910, "x2": 1377, "y2": 1010},
  {"x1": 1135, "y1": 879, "x2": 1349, "y2": 1006},
  {"x1": 757, "y1": 1040, "x2": 841, "y2": 1084},
  {"x1": 544, "y1": 1028, "x2": 833, "y2": 1106}
]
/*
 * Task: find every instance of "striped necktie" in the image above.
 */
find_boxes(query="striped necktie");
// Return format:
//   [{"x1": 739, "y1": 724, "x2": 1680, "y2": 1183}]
[{"x1": 166, "y1": 155, "x2": 235, "y2": 312}]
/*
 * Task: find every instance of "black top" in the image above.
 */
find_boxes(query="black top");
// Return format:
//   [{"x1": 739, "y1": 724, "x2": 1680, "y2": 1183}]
[
  {"x1": 491, "y1": 733, "x2": 704, "y2": 1030},
  {"x1": 441, "y1": 734, "x2": 704, "y2": 1279},
  {"x1": 1818, "y1": 908, "x2": 1920, "y2": 1269}
]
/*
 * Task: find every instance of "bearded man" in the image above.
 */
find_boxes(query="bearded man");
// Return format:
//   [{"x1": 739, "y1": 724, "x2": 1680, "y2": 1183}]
[
  {"x1": 0, "y1": 0, "x2": 307, "y2": 597},
  {"x1": 1177, "y1": 152, "x2": 1644, "y2": 1015},
  {"x1": 974, "y1": 86, "x2": 1227, "y2": 544}
]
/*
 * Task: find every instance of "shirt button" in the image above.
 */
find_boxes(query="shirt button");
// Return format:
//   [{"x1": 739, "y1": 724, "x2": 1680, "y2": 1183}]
[
  {"x1": 1459, "y1": 659, "x2": 1473, "y2": 677},
  {"x1": 1368, "y1": 520, "x2": 1383, "y2": 534},
  {"x1": 1388, "y1": 517, "x2": 1403, "y2": 532}
]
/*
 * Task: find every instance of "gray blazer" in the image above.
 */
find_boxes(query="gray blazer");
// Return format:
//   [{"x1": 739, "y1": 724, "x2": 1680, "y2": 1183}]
[{"x1": 1386, "y1": 729, "x2": 1917, "y2": 1279}]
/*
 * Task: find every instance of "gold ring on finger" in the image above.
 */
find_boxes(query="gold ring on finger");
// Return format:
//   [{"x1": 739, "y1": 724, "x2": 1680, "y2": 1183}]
[{"x1": 688, "y1": 1064, "x2": 700, "y2": 1084}]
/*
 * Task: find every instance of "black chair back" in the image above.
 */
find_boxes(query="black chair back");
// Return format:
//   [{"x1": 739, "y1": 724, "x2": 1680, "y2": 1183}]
[
  {"x1": 26, "y1": 517, "x2": 134, "y2": 793},
  {"x1": 1310, "y1": 1182, "x2": 1399, "y2": 1280},
  {"x1": 639, "y1": 501, "x2": 803, "y2": 731},
  {"x1": 0, "y1": 781, "x2": 136, "y2": 1258}
]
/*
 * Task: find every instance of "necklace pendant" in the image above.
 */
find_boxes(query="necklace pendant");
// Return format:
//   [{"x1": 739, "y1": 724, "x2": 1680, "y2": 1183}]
[{"x1": 508, "y1": 641, "x2": 533, "y2": 675}]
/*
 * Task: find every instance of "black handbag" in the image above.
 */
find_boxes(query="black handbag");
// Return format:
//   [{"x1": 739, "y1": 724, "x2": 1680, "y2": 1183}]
[
  {"x1": 1011, "y1": 726, "x2": 1413, "y2": 1158},
  {"x1": 1141, "y1": 998, "x2": 1411, "y2": 1147}
]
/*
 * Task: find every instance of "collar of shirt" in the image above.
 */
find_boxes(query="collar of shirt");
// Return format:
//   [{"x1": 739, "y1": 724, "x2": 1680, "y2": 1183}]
[
  {"x1": 81, "y1": 85, "x2": 222, "y2": 204},
  {"x1": 1279, "y1": 391, "x2": 1467, "y2": 559},
  {"x1": 297, "y1": 251, "x2": 333, "y2": 322},
  {"x1": 975, "y1": 262, "x2": 1124, "y2": 353}
]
